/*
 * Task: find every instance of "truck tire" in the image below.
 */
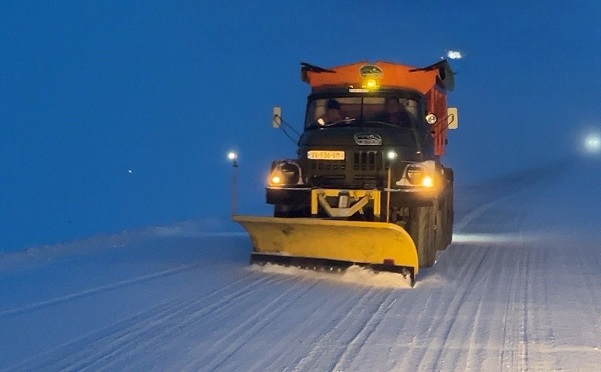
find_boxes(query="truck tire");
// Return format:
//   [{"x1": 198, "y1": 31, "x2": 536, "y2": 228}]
[
  {"x1": 436, "y1": 190, "x2": 452, "y2": 250},
  {"x1": 434, "y1": 197, "x2": 446, "y2": 251},
  {"x1": 406, "y1": 206, "x2": 437, "y2": 268},
  {"x1": 446, "y1": 182, "x2": 455, "y2": 245}
]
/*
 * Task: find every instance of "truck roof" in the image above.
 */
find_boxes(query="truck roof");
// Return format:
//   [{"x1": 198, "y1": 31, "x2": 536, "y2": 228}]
[{"x1": 301, "y1": 60, "x2": 454, "y2": 94}]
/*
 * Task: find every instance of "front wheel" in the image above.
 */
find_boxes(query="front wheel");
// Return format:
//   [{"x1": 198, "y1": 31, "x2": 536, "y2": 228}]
[{"x1": 405, "y1": 205, "x2": 437, "y2": 268}]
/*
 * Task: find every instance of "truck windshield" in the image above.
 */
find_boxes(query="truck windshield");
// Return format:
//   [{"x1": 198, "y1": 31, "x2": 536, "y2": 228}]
[{"x1": 305, "y1": 96, "x2": 422, "y2": 129}]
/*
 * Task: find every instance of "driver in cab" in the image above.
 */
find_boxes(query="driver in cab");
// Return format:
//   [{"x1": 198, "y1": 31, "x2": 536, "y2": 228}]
[
  {"x1": 317, "y1": 99, "x2": 344, "y2": 125},
  {"x1": 372, "y1": 98, "x2": 413, "y2": 128}
]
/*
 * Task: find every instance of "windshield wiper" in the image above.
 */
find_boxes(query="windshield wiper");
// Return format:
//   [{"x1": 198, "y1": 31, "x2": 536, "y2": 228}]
[{"x1": 322, "y1": 118, "x2": 356, "y2": 127}]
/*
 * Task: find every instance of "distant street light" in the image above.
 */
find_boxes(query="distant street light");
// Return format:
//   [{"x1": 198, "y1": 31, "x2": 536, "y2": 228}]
[
  {"x1": 584, "y1": 133, "x2": 601, "y2": 154},
  {"x1": 227, "y1": 151, "x2": 238, "y2": 164},
  {"x1": 227, "y1": 151, "x2": 239, "y2": 217}
]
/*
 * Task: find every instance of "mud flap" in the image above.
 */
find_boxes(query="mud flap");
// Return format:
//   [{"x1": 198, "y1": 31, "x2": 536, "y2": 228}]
[{"x1": 233, "y1": 216, "x2": 419, "y2": 283}]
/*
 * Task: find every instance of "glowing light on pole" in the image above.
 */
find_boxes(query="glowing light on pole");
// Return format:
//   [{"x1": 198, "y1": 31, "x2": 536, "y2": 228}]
[
  {"x1": 227, "y1": 151, "x2": 239, "y2": 217},
  {"x1": 227, "y1": 151, "x2": 238, "y2": 164}
]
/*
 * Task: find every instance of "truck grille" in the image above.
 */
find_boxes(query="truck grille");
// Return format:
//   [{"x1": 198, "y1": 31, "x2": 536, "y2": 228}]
[
  {"x1": 309, "y1": 151, "x2": 384, "y2": 172},
  {"x1": 353, "y1": 151, "x2": 384, "y2": 171},
  {"x1": 307, "y1": 151, "x2": 387, "y2": 188}
]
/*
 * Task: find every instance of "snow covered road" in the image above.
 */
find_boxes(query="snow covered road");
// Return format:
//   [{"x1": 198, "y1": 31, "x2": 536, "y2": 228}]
[{"x1": 1, "y1": 161, "x2": 600, "y2": 371}]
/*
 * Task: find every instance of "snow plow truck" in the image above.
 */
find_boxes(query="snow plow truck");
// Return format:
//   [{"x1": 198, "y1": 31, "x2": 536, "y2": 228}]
[{"x1": 234, "y1": 59, "x2": 458, "y2": 285}]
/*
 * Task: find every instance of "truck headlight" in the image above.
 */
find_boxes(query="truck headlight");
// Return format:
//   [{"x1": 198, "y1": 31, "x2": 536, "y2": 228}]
[
  {"x1": 421, "y1": 175, "x2": 434, "y2": 187},
  {"x1": 268, "y1": 160, "x2": 303, "y2": 186},
  {"x1": 404, "y1": 163, "x2": 436, "y2": 188},
  {"x1": 406, "y1": 164, "x2": 425, "y2": 185},
  {"x1": 271, "y1": 173, "x2": 283, "y2": 185}
]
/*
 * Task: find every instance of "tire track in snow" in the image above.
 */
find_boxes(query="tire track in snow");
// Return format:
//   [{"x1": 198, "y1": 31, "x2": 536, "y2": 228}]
[
  {"x1": 499, "y1": 251, "x2": 521, "y2": 370},
  {"x1": 577, "y1": 242, "x2": 601, "y2": 346},
  {"x1": 246, "y1": 279, "x2": 389, "y2": 372},
  {"x1": 525, "y1": 246, "x2": 561, "y2": 372},
  {"x1": 194, "y1": 278, "x2": 320, "y2": 371},
  {"x1": 518, "y1": 249, "x2": 531, "y2": 371},
  {"x1": 330, "y1": 292, "x2": 397, "y2": 371},
  {"x1": 423, "y1": 184, "x2": 537, "y2": 370},
  {"x1": 93, "y1": 271, "x2": 314, "y2": 371},
  {"x1": 424, "y1": 247, "x2": 493, "y2": 370},
  {"x1": 0, "y1": 261, "x2": 209, "y2": 319},
  {"x1": 478, "y1": 254, "x2": 516, "y2": 371},
  {"x1": 457, "y1": 245, "x2": 528, "y2": 371},
  {"x1": 9, "y1": 270, "x2": 274, "y2": 371},
  {"x1": 535, "y1": 241, "x2": 601, "y2": 371},
  {"x1": 291, "y1": 289, "x2": 392, "y2": 371},
  {"x1": 408, "y1": 253, "x2": 511, "y2": 368},
  {"x1": 394, "y1": 241, "x2": 491, "y2": 370},
  {"x1": 291, "y1": 288, "x2": 378, "y2": 371},
  {"x1": 10, "y1": 297, "x2": 194, "y2": 372},
  {"x1": 454, "y1": 199, "x2": 497, "y2": 232},
  {"x1": 382, "y1": 278, "x2": 438, "y2": 371},
  {"x1": 10, "y1": 270, "x2": 261, "y2": 370},
  {"x1": 390, "y1": 189, "x2": 513, "y2": 370},
  {"x1": 458, "y1": 193, "x2": 532, "y2": 371},
  {"x1": 495, "y1": 236, "x2": 533, "y2": 371},
  {"x1": 76, "y1": 272, "x2": 292, "y2": 371},
  {"x1": 455, "y1": 256, "x2": 497, "y2": 371}
]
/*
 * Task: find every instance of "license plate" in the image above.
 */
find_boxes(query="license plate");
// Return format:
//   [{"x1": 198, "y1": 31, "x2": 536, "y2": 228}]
[{"x1": 307, "y1": 150, "x2": 345, "y2": 160}]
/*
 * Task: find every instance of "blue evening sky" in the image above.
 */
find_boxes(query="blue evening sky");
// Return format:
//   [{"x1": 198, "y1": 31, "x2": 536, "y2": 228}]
[{"x1": 1, "y1": 1, "x2": 599, "y2": 252}]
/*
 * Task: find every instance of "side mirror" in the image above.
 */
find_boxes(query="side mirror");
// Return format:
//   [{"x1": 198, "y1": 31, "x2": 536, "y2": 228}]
[
  {"x1": 447, "y1": 107, "x2": 458, "y2": 129},
  {"x1": 272, "y1": 106, "x2": 282, "y2": 128}
]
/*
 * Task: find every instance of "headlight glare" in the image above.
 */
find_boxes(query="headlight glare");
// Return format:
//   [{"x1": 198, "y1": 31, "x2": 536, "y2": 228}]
[
  {"x1": 271, "y1": 175, "x2": 282, "y2": 184},
  {"x1": 422, "y1": 176, "x2": 434, "y2": 187}
]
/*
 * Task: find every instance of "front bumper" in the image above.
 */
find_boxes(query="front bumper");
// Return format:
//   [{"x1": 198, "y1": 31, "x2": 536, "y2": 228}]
[{"x1": 266, "y1": 186, "x2": 443, "y2": 208}]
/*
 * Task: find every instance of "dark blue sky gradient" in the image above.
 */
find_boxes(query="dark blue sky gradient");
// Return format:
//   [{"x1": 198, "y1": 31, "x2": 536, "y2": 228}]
[{"x1": 1, "y1": 1, "x2": 600, "y2": 251}]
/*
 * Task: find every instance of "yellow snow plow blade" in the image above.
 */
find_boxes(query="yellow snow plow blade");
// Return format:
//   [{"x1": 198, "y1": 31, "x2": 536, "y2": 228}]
[{"x1": 233, "y1": 216, "x2": 418, "y2": 283}]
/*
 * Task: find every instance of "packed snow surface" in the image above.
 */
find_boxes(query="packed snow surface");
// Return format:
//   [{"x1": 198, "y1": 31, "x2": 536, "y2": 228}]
[{"x1": 1, "y1": 160, "x2": 601, "y2": 371}]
